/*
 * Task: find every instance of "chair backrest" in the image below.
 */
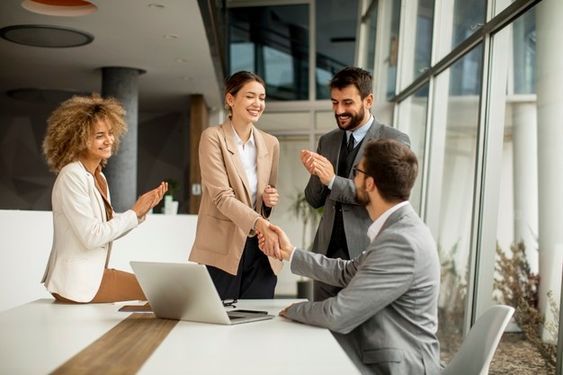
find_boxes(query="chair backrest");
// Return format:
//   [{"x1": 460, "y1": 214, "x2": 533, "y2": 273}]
[{"x1": 442, "y1": 305, "x2": 514, "y2": 375}]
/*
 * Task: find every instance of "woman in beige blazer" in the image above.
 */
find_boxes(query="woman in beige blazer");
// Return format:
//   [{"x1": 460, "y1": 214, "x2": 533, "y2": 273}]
[
  {"x1": 41, "y1": 95, "x2": 167, "y2": 303},
  {"x1": 189, "y1": 71, "x2": 282, "y2": 299}
]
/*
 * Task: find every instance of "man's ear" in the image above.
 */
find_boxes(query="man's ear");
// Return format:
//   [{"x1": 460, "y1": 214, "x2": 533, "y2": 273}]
[
  {"x1": 365, "y1": 176, "x2": 376, "y2": 192},
  {"x1": 364, "y1": 93, "x2": 374, "y2": 109}
]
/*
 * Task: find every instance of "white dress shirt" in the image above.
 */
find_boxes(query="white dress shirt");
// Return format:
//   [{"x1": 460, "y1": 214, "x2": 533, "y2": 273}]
[
  {"x1": 328, "y1": 115, "x2": 375, "y2": 190},
  {"x1": 367, "y1": 201, "x2": 409, "y2": 242},
  {"x1": 232, "y1": 127, "x2": 258, "y2": 206}
]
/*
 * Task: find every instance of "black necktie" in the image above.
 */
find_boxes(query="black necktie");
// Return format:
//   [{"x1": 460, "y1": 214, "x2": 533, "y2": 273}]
[{"x1": 347, "y1": 134, "x2": 355, "y2": 154}]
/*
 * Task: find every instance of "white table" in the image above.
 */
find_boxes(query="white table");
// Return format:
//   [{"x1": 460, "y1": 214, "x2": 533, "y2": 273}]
[{"x1": 0, "y1": 299, "x2": 359, "y2": 374}]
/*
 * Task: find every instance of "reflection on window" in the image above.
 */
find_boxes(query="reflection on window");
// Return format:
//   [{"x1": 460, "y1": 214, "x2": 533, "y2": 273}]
[
  {"x1": 437, "y1": 44, "x2": 483, "y2": 363},
  {"x1": 229, "y1": 5, "x2": 309, "y2": 100},
  {"x1": 452, "y1": 0, "x2": 486, "y2": 48},
  {"x1": 315, "y1": 0, "x2": 359, "y2": 99},
  {"x1": 386, "y1": 0, "x2": 401, "y2": 99},
  {"x1": 398, "y1": 84, "x2": 429, "y2": 213},
  {"x1": 512, "y1": 8, "x2": 536, "y2": 94},
  {"x1": 365, "y1": 5, "x2": 378, "y2": 73},
  {"x1": 414, "y1": 0, "x2": 434, "y2": 77}
]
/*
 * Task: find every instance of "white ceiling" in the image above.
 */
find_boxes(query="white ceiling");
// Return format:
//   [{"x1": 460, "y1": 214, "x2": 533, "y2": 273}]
[{"x1": 0, "y1": 0, "x2": 222, "y2": 116}]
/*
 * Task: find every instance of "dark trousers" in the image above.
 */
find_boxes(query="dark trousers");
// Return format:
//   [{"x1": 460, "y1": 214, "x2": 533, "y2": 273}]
[{"x1": 206, "y1": 237, "x2": 277, "y2": 300}]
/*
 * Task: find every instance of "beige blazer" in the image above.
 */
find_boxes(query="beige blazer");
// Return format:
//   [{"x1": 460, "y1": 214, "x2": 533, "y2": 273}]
[
  {"x1": 41, "y1": 161, "x2": 139, "y2": 302},
  {"x1": 189, "y1": 121, "x2": 283, "y2": 275}
]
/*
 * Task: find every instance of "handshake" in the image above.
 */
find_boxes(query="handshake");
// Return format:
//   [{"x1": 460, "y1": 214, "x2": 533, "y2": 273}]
[{"x1": 255, "y1": 222, "x2": 295, "y2": 261}]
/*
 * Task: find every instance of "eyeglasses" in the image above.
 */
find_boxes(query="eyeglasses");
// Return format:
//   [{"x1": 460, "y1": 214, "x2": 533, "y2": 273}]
[
  {"x1": 222, "y1": 298, "x2": 238, "y2": 308},
  {"x1": 352, "y1": 166, "x2": 369, "y2": 178}
]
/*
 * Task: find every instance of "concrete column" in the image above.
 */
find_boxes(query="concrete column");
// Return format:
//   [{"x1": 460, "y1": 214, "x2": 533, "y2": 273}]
[
  {"x1": 511, "y1": 102, "x2": 538, "y2": 273},
  {"x1": 101, "y1": 67, "x2": 144, "y2": 212},
  {"x1": 536, "y1": 0, "x2": 563, "y2": 341}
]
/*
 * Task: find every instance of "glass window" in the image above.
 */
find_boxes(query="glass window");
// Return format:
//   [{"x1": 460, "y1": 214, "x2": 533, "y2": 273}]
[
  {"x1": 229, "y1": 5, "x2": 309, "y2": 100},
  {"x1": 386, "y1": 0, "x2": 401, "y2": 99},
  {"x1": 435, "y1": 44, "x2": 483, "y2": 362},
  {"x1": 364, "y1": 5, "x2": 378, "y2": 73},
  {"x1": 414, "y1": 0, "x2": 434, "y2": 78},
  {"x1": 492, "y1": 8, "x2": 558, "y2": 372},
  {"x1": 315, "y1": 0, "x2": 359, "y2": 99},
  {"x1": 452, "y1": 0, "x2": 486, "y2": 49},
  {"x1": 397, "y1": 84, "x2": 429, "y2": 213},
  {"x1": 512, "y1": 7, "x2": 536, "y2": 94}
]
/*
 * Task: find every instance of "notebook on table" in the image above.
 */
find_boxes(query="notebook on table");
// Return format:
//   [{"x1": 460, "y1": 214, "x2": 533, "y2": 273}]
[{"x1": 130, "y1": 261, "x2": 274, "y2": 325}]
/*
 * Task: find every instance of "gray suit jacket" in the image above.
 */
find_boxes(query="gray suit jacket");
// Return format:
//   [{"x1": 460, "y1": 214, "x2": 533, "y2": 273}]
[
  {"x1": 305, "y1": 120, "x2": 410, "y2": 259},
  {"x1": 285, "y1": 204, "x2": 441, "y2": 375}
]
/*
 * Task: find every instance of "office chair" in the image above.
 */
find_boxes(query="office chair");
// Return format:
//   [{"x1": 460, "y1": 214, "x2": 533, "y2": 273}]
[{"x1": 442, "y1": 305, "x2": 515, "y2": 375}]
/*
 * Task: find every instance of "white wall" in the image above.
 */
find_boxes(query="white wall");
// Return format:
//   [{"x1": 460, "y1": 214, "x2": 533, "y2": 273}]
[
  {"x1": 0, "y1": 210, "x2": 298, "y2": 312},
  {"x1": 0, "y1": 210, "x2": 196, "y2": 312}
]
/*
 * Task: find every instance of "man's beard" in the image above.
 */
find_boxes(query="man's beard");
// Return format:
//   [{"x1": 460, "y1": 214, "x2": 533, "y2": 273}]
[
  {"x1": 335, "y1": 105, "x2": 365, "y2": 131},
  {"x1": 355, "y1": 181, "x2": 370, "y2": 207}
]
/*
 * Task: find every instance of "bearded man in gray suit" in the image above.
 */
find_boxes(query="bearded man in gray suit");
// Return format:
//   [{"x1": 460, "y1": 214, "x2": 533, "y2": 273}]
[
  {"x1": 301, "y1": 67, "x2": 410, "y2": 301},
  {"x1": 262, "y1": 139, "x2": 441, "y2": 375}
]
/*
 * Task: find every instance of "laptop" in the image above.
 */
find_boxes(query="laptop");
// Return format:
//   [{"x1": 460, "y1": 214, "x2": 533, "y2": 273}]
[{"x1": 130, "y1": 261, "x2": 275, "y2": 325}]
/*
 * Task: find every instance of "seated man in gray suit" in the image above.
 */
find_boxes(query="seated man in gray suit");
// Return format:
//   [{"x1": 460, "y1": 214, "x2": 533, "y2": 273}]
[{"x1": 260, "y1": 139, "x2": 441, "y2": 375}]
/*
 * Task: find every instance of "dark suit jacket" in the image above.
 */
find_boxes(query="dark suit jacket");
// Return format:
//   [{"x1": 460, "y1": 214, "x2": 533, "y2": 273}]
[
  {"x1": 285, "y1": 204, "x2": 441, "y2": 375},
  {"x1": 305, "y1": 119, "x2": 410, "y2": 259}
]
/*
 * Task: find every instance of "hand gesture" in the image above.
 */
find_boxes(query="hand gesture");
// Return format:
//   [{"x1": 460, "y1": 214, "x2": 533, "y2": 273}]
[
  {"x1": 132, "y1": 181, "x2": 168, "y2": 219},
  {"x1": 262, "y1": 185, "x2": 279, "y2": 208},
  {"x1": 254, "y1": 217, "x2": 281, "y2": 259},
  {"x1": 257, "y1": 223, "x2": 294, "y2": 261},
  {"x1": 300, "y1": 150, "x2": 316, "y2": 175},
  {"x1": 310, "y1": 153, "x2": 335, "y2": 186}
]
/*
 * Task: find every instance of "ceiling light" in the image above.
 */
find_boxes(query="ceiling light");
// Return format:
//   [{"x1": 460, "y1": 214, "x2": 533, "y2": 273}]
[
  {"x1": 0, "y1": 24, "x2": 94, "y2": 48},
  {"x1": 175, "y1": 58, "x2": 189, "y2": 63},
  {"x1": 163, "y1": 34, "x2": 179, "y2": 40},
  {"x1": 21, "y1": 0, "x2": 97, "y2": 17},
  {"x1": 148, "y1": 3, "x2": 165, "y2": 9}
]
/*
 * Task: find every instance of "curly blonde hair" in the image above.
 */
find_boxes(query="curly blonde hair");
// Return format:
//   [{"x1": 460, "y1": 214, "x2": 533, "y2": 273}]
[{"x1": 43, "y1": 95, "x2": 127, "y2": 172}]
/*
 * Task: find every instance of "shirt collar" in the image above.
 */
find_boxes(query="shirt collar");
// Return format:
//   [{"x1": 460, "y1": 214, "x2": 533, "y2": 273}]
[
  {"x1": 367, "y1": 201, "x2": 409, "y2": 242},
  {"x1": 347, "y1": 115, "x2": 374, "y2": 144},
  {"x1": 232, "y1": 126, "x2": 255, "y2": 147}
]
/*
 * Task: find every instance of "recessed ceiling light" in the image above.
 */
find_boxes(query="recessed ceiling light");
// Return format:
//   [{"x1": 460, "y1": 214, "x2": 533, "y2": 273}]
[
  {"x1": 0, "y1": 24, "x2": 94, "y2": 48},
  {"x1": 148, "y1": 3, "x2": 165, "y2": 9},
  {"x1": 175, "y1": 58, "x2": 189, "y2": 63},
  {"x1": 163, "y1": 34, "x2": 179, "y2": 40},
  {"x1": 21, "y1": 0, "x2": 97, "y2": 17}
]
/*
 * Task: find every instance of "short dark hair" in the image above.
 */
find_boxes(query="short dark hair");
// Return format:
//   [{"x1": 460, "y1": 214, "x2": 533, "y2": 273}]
[
  {"x1": 224, "y1": 71, "x2": 265, "y2": 116},
  {"x1": 329, "y1": 67, "x2": 373, "y2": 99},
  {"x1": 363, "y1": 139, "x2": 418, "y2": 202}
]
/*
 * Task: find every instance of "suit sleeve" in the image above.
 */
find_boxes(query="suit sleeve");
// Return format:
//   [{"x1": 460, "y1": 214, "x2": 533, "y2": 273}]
[
  {"x1": 58, "y1": 170, "x2": 139, "y2": 250},
  {"x1": 284, "y1": 233, "x2": 416, "y2": 334},
  {"x1": 199, "y1": 129, "x2": 260, "y2": 235}
]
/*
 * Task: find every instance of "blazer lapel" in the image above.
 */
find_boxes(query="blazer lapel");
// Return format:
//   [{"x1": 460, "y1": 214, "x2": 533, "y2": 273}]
[{"x1": 222, "y1": 121, "x2": 253, "y2": 205}]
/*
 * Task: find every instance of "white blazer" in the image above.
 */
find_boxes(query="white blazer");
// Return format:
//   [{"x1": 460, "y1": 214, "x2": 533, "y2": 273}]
[{"x1": 41, "y1": 161, "x2": 139, "y2": 302}]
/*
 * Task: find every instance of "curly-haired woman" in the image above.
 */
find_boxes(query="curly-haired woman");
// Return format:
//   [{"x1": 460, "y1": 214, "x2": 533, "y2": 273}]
[{"x1": 41, "y1": 95, "x2": 168, "y2": 303}]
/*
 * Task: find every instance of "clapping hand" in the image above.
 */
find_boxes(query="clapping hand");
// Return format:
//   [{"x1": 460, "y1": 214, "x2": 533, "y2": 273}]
[
  {"x1": 300, "y1": 150, "x2": 335, "y2": 186},
  {"x1": 132, "y1": 181, "x2": 168, "y2": 219}
]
